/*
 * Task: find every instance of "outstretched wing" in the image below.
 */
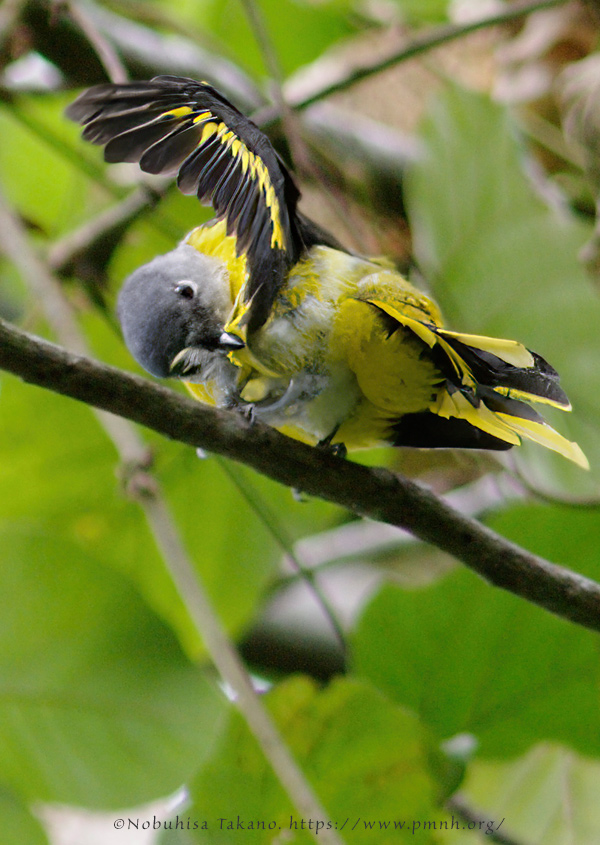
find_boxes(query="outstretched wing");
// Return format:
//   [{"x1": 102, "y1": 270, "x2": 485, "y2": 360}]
[{"x1": 66, "y1": 75, "x2": 305, "y2": 330}]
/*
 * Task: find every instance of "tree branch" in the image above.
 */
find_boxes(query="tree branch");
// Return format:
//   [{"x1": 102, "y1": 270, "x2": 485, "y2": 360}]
[
  {"x1": 1, "y1": 316, "x2": 599, "y2": 634},
  {"x1": 47, "y1": 187, "x2": 157, "y2": 275},
  {"x1": 252, "y1": 0, "x2": 566, "y2": 124}
]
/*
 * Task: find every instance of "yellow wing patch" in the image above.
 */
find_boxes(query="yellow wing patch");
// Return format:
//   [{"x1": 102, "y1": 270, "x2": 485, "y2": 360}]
[
  {"x1": 492, "y1": 385, "x2": 571, "y2": 411},
  {"x1": 439, "y1": 330, "x2": 535, "y2": 369},
  {"x1": 182, "y1": 110, "x2": 286, "y2": 251},
  {"x1": 348, "y1": 297, "x2": 586, "y2": 467},
  {"x1": 184, "y1": 381, "x2": 219, "y2": 406},
  {"x1": 186, "y1": 221, "x2": 253, "y2": 356},
  {"x1": 161, "y1": 106, "x2": 194, "y2": 119},
  {"x1": 432, "y1": 389, "x2": 521, "y2": 446}
]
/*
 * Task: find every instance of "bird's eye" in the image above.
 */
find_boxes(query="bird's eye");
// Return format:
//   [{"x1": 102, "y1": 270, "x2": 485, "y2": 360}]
[{"x1": 174, "y1": 280, "x2": 198, "y2": 300}]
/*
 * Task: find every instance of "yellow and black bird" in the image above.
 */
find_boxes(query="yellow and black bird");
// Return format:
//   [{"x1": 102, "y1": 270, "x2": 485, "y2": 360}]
[{"x1": 67, "y1": 75, "x2": 587, "y2": 468}]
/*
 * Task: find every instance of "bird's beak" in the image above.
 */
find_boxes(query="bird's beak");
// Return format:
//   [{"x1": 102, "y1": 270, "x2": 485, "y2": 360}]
[
  {"x1": 170, "y1": 332, "x2": 245, "y2": 377},
  {"x1": 217, "y1": 331, "x2": 245, "y2": 350}
]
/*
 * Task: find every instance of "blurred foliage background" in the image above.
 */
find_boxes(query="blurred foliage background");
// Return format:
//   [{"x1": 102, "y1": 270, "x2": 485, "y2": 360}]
[{"x1": 1, "y1": 0, "x2": 600, "y2": 843}]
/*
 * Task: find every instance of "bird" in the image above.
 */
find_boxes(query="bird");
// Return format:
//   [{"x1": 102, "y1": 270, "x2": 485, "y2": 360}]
[{"x1": 67, "y1": 75, "x2": 588, "y2": 468}]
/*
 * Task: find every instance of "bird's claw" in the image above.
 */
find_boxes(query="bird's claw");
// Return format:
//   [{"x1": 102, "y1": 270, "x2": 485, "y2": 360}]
[
  {"x1": 224, "y1": 395, "x2": 256, "y2": 426},
  {"x1": 240, "y1": 403, "x2": 256, "y2": 425},
  {"x1": 317, "y1": 431, "x2": 347, "y2": 459}
]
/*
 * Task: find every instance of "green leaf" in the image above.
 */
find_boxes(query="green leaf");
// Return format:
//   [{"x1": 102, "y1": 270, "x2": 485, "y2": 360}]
[
  {"x1": 152, "y1": 449, "x2": 339, "y2": 650},
  {"x1": 0, "y1": 361, "x2": 339, "y2": 659},
  {"x1": 460, "y1": 744, "x2": 600, "y2": 845},
  {"x1": 191, "y1": 0, "x2": 357, "y2": 78},
  {"x1": 352, "y1": 567, "x2": 600, "y2": 758},
  {"x1": 0, "y1": 526, "x2": 227, "y2": 809},
  {"x1": 0, "y1": 96, "x2": 104, "y2": 238},
  {"x1": 405, "y1": 85, "x2": 600, "y2": 491},
  {"x1": 0, "y1": 368, "x2": 194, "y2": 651},
  {"x1": 0, "y1": 787, "x2": 49, "y2": 845},
  {"x1": 185, "y1": 676, "x2": 440, "y2": 843}
]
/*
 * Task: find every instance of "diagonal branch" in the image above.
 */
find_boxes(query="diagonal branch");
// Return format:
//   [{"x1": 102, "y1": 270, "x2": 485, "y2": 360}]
[
  {"x1": 251, "y1": 0, "x2": 566, "y2": 125},
  {"x1": 47, "y1": 187, "x2": 157, "y2": 275},
  {"x1": 1, "y1": 316, "x2": 599, "y2": 635}
]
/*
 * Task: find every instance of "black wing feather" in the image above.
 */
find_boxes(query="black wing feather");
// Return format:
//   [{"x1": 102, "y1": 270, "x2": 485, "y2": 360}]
[
  {"x1": 176, "y1": 141, "x2": 223, "y2": 194},
  {"x1": 81, "y1": 106, "x2": 178, "y2": 145},
  {"x1": 195, "y1": 147, "x2": 232, "y2": 200},
  {"x1": 212, "y1": 159, "x2": 242, "y2": 208},
  {"x1": 104, "y1": 120, "x2": 186, "y2": 164},
  {"x1": 67, "y1": 75, "x2": 332, "y2": 330},
  {"x1": 437, "y1": 335, "x2": 570, "y2": 408},
  {"x1": 392, "y1": 412, "x2": 513, "y2": 451},
  {"x1": 138, "y1": 126, "x2": 208, "y2": 175},
  {"x1": 227, "y1": 176, "x2": 255, "y2": 229},
  {"x1": 236, "y1": 190, "x2": 262, "y2": 253}
]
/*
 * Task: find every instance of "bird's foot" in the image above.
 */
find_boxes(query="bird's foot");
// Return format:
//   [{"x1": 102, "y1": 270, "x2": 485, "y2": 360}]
[
  {"x1": 223, "y1": 394, "x2": 256, "y2": 425},
  {"x1": 317, "y1": 429, "x2": 348, "y2": 459},
  {"x1": 239, "y1": 402, "x2": 256, "y2": 425}
]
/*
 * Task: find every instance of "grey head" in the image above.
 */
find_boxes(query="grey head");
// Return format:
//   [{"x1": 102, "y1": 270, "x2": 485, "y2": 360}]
[{"x1": 117, "y1": 243, "x2": 244, "y2": 379}]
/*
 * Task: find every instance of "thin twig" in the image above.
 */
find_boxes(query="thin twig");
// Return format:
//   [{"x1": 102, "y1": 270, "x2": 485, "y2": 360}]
[
  {"x1": 238, "y1": 0, "x2": 281, "y2": 88},
  {"x1": 102, "y1": 0, "x2": 236, "y2": 62},
  {"x1": 139, "y1": 494, "x2": 343, "y2": 843},
  {"x1": 296, "y1": 0, "x2": 565, "y2": 108},
  {"x1": 0, "y1": 0, "x2": 26, "y2": 48},
  {"x1": 217, "y1": 457, "x2": 347, "y2": 654},
  {"x1": 0, "y1": 184, "x2": 143, "y2": 460},
  {"x1": 1, "y1": 318, "x2": 599, "y2": 636},
  {"x1": 63, "y1": 0, "x2": 129, "y2": 83},
  {"x1": 86, "y1": 0, "x2": 262, "y2": 110},
  {"x1": 238, "y1": 0, "x2": 311, "y2": 175},
  {"x1": 239, "y1": 0, "x2": 372, "y2": 253},
  {"x1": 0, "y1": 190, "x2": 343, "y2": 845},
  {"x1": 448, "y1": 795, "x2": 525, "y2": 845},
  {"x1": 47, "y1": 187, "x2": 156, "y2": 273}
]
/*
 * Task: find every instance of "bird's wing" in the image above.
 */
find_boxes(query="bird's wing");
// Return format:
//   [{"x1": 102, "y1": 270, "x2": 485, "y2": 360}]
[{"x1": 66, "y1": 75, "x2": 305, "y2": 331}]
